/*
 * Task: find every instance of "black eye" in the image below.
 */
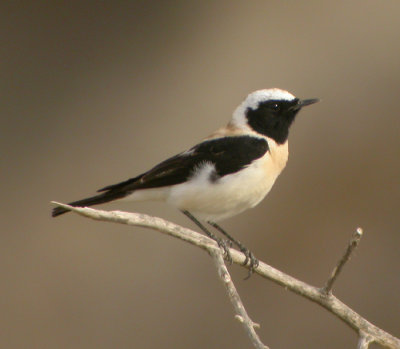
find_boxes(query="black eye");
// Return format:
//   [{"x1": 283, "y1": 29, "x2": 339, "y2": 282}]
[{"x1": 270, "y1": 103, "x2": 280, "y2": 112}]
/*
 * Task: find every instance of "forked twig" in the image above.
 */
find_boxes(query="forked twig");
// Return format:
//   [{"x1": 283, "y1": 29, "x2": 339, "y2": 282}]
[
  {"x1": 358, "y1": 332, "x2": 374, "y2": 349},
  {"x1": 51, "y1": 202, "x2": 400, "y2": 349}
]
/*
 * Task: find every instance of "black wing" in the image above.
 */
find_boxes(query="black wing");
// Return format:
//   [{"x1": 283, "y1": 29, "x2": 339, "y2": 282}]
[
  {"x1": 99, "y1": 135, "x2": 268, "y2": 192},
  {"x1": 52, "y1": 136, "x2": 268, "y2": 217}
]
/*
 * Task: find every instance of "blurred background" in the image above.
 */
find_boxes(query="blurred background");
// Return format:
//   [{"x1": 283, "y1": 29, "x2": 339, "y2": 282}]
[{"x1": 1, "y1": 1, "x2": 399, "y2": 348}]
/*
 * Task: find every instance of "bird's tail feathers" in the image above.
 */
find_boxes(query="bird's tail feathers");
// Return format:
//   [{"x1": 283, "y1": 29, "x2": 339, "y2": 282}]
[
  {"x1": 52, "y1": 173, "x2": 146, "y2": 217},
  {"x1": 51, "y1": 190, "x2": 128, "y2": 217},
  {"x1": 96, "y1": 174, "x2": 143, "y2": 192}
]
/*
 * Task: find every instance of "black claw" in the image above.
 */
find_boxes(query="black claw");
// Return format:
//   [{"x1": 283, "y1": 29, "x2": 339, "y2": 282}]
[
  {"x1": 244, "y1": 270, "x2": 253, "y2": 280},
  {"x1": 225, "y1": 239, "x2": 234, "y2": 248},
  {"x1": 241, "y1": 248, "x2": 258, "y2": 280},
  {"x1": 206, "y1": 220, "x2": 256, "y2": 272},
  {"x1": 218, "y1": 239, "x2": 233, "y2": 264},
  {"x1": 182, "y1": 211, "x2": 234, "y2": 265},
  {"x1": 240, "y1": 247, "x2": 250, "y2": 266}
]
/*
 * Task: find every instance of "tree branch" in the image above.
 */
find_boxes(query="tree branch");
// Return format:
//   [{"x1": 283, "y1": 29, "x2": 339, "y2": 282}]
[
  {"x1": 51, "y1": 202, "x2": 400, "y2": 349},
  {"x1": 210, "y1": 249, "x2": 268, "y2": 349},
  {"x1": 322, "y1": 227, "x2": 363, "y2": 295},
  {"x1": 358, "y1": 332, "x2": 374, "y2": 349}
]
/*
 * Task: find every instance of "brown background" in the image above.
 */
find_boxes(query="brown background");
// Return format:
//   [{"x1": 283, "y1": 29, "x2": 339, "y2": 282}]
[{"x1": 1, "y1": 1, "x2": 399, "y2": 348}]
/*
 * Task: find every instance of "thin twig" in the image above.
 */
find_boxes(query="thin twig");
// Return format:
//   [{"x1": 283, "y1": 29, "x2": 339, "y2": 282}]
[
  {"x1": 322, "y1": 228, "x2": 363, "y2": 295},
  {"x1": 51, "y1": 203, "x2": 400, "y2": 349},
  {"x1": 210, "y1": 250, "x2": 268, "y2": 349}
]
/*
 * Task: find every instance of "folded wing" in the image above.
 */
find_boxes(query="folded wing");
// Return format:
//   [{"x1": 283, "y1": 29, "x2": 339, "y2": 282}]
[{"x1": 52, "y1": 135, "x2": 268, "y2": 217}]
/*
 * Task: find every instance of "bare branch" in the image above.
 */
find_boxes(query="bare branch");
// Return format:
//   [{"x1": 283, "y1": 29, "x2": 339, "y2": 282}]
[
  {"x1": 51, "y1": 202, "x2": 400, "y2": 349},
  {"x1": 358, "y1": 332, "x2": 374, "y2": 349},
  {"x1": 52, "y1": 202, "x2": 268, "y2": 348},
  {"x1": 210, "y1": 250, "x2": 268, "y2": 349},
  {"x1": 322, "y1": 228, "x2": 363, "y2": 295}
]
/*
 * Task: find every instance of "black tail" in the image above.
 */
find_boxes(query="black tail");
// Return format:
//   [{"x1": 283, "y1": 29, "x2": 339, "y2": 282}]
[
  {"x1": 51, "y1": 191, "x2": 128, "y2": 217},
  {"x1": 51, "y1": 173, "x2": 146, "y2": 217}
]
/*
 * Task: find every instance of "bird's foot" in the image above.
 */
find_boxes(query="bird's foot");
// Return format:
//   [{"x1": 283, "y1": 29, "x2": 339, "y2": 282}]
[
  {"x1": 240, "y1": 248, "x2": 259, "y2": 279},
  {"x1": 224, "y1": 239, "x2": 234, "y2": 248},
  {"x1": 217, "y1": 238, "x2": 233, "y2": 264}
]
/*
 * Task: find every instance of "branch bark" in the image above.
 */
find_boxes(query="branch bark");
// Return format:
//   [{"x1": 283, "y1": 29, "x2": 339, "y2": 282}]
[
  {"x1": 358, "y1": 332, "x2": 374, "y2": 349},
  {"x1": 51, "y1": 202, "x2": 400, "y2": 349},
  {"x1": 322, "y1": 228, "x2": 363, "y2": 295},
  {"x1": 210, "y1": 249, "x2": 268, "y2": 349}
]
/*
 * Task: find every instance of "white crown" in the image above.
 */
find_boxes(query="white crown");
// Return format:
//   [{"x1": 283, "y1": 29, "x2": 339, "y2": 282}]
[{"x1": 232, "y1": 88, "x2": 296, "y2": 128}]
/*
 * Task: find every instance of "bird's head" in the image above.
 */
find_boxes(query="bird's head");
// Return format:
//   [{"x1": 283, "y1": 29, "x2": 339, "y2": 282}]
[{"x1": 232, "y1": 88, "x2": 319, "y2": 144}]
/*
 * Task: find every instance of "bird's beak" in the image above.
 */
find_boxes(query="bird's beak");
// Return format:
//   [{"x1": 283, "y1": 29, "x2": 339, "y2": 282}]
[
  {"x1": 298, "y1": 98, "x2": 320, "y2": 107},
  {"x1": 289, "y1": 98, "x2": 319, "y2": 111}
]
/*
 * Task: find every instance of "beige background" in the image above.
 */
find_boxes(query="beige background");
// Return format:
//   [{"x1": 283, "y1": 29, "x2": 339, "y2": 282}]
[{"x1": 1, "y1": 1, "x2": 399, "y2": 348}]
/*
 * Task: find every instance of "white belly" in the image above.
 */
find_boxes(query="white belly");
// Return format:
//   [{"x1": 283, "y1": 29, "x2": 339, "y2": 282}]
[
  {"x1": 167, "y1": 139, "x2": 289, "y2": 221},
  {"x1": 125, "y1": 138, "x2": 288, "y2": 222}
]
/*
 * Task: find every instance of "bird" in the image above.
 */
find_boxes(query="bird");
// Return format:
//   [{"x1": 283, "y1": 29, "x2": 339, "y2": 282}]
[{"x1": 52, "y1": 88, "x2": 319, "y2": 274}]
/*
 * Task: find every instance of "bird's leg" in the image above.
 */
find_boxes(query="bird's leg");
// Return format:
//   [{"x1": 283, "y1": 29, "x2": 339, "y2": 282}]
[
  {"x1": 208, "y1": 221, "x2": 259, "y2": 279},
  {"x1": 182, "y1": 210, "x2": 232, "y2": 264}
]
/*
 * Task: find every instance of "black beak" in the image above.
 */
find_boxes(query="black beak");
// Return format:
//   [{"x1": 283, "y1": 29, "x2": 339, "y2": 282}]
[
  {"x1": 289, "y1": 98, "x2": 319, "y2": 111},
  {"x1": 298, "y1": 98, "x2": 320, "y2": 107}
]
